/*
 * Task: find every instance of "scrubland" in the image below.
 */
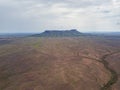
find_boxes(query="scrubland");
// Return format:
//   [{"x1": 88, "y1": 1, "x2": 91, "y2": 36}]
[{"x1": 0, "y1": 36, "x2": 120, "y2": 90}]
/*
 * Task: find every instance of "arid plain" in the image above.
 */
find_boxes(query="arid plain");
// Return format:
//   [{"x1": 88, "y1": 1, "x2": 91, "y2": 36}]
[{"x1": 0, "y1": 36, "x2": 120, "y2": 90}]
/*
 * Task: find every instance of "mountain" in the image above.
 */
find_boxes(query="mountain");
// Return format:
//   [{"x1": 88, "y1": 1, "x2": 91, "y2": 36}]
[{"x1": 32, "y1": 29, "x2": 83, "y2": 37}]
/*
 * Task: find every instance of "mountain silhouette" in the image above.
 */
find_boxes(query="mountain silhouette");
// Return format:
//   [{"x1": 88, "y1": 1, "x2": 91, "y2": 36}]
[{"x1": 32, "y1": 29, "x2": 83, "y2": 37}]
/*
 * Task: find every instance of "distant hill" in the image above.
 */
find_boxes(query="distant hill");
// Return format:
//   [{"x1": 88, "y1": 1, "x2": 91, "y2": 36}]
[{"x1": 32, "y1": 29, "x2": 83, "y2": 37}]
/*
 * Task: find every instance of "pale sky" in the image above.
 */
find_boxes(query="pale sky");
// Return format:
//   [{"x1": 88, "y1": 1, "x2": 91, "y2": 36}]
[{"x1": 0, "y1": 0, "x2": 120, "y2": 33}]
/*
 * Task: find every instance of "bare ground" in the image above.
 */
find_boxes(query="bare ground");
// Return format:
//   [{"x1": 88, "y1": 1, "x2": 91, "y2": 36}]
[{"x1": 0, "y1": 36, "x2": 120, "y2": 90}]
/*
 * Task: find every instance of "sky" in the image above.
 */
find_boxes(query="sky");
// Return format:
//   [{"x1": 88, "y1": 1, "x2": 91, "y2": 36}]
[{"x1": 0, "y1": 0, "x2": 120, "y2": 33}]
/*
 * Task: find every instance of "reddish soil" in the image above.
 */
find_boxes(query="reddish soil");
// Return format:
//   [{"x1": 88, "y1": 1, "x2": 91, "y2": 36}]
[{"x1": 0, "y1": 36, "x2": 120, "y2": 90}]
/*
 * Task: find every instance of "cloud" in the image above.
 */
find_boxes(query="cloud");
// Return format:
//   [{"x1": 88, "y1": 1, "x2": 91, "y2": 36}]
[{"x1": 0, "y1": 0, "x2": 120, "y2": 33}]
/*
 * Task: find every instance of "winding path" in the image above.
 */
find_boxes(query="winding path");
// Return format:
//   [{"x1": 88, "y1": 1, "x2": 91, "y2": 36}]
[
  {"x1": 79, "y1": 51, "x2": 120, "y2": 90},
  {"x1": 100, "y1": 51, "x2": 120, "y2": 90}
]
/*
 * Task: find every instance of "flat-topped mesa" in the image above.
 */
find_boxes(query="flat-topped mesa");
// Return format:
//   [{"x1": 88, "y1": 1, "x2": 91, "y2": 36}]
[{"x1": 32, "y1": 29, "x2": 83, "y2": 37}]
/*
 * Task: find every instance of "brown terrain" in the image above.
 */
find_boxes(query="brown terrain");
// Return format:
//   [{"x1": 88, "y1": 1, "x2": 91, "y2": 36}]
[{"x1": 0, "y1": 36, "x2": 120, "y2": 90}]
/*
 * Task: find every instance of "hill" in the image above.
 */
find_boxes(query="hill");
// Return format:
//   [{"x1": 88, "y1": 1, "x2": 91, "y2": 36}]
[{"x1": 32, "y1": 29, "x2": 83, "y2": 37}]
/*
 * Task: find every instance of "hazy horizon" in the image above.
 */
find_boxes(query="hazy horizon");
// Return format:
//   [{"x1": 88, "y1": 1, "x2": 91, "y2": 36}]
[
  {"x1": 0, "y1": 30, "x2": 120, "y2": 34},
  {"x1": 0, "y1": 0, "x2": 120, "y2": 33}
]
